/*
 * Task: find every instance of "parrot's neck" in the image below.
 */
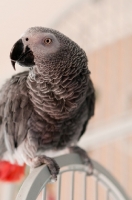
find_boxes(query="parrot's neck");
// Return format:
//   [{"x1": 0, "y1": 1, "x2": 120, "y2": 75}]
[{"x1": 27, "y1": 65, "x2": 88, "y2": 121}]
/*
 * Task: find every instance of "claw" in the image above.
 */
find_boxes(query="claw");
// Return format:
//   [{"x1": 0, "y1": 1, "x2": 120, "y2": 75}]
[
  {"x1": 32, "y1": 156, "x2": 60, "y2": 181},
  {"x1": 69, "y1": 146, "x2": 93, "y2": 175},
  {"x1": 85, "y1": 159, "x2": 93, "y2": 175},
  {"x1": 43, "y1": 157, "x2": 60, "y2": 181}
]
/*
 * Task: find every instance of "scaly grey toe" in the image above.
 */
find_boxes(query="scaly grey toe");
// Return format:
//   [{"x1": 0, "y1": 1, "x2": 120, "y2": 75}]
[
  {"x1": 35, "y1": 156, "x2": 60, "y2": 181},
  {"x1": 69, "y1": 146, "x2": 93, "y2": 175}
]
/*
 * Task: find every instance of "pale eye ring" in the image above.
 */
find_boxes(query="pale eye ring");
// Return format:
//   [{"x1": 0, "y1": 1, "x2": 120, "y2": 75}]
[{"x1": 44, "y1": 38, "x2": 52, "y2": 45}]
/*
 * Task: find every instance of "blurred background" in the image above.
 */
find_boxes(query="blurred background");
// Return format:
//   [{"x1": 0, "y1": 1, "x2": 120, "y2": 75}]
[{"x1": 0, "y1": 0, "x2": 132, "y2": 199}]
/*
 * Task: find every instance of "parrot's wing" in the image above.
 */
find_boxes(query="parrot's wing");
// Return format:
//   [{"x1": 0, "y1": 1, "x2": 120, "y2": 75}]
[
  {"x1": 87, "y1": 78, "x2": 95, "y2": 120},
  {"x1": 78, "y1": 78, "x2": 95, "y2": 140},
  {"x1": 0, "y1": 71, "x2": 32, "y2": 154}
]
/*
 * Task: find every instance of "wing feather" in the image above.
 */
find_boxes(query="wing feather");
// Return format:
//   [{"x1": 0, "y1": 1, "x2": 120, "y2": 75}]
[
  {"x1": 78, "y1": 78, "x2": 95, "y2": 139},
  {"x1": 0, "y1": 71, "x2": 32, "y2": 155}
]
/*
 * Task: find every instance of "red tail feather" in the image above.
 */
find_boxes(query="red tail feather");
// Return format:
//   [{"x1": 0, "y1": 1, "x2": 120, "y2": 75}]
[{"x1": 0, "y1": 161, "x2": 25, "y2": 182}]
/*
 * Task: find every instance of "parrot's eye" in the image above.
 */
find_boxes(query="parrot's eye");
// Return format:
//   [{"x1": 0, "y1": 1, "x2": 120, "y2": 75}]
[
  {"x1": 25, "y1": 38, "x2": 29, "y2": 41},
  {"x1": 44, "y1": 38, "x2": 52, "y2": 45}
]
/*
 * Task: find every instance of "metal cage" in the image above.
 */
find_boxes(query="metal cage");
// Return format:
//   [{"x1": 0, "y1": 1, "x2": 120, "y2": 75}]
[{"x1": 16, "y1": 153, "x2": 130, "y2": 200}]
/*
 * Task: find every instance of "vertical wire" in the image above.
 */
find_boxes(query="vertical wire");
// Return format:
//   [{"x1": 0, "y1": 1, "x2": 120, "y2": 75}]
[
  {"x1": 106, "y1": 189, "x2": 110, "y2": 200},
  {"x1": 42, "y1": 187, "x2": 46, "y2": 200},
  {"x1": 57, "y1": 175, "x2": 62, "y2": 200},
  {"x1": 122, "y1": 138, "x2": 129, "y2": 193},
  {"x1": 95, "y1": 176, "x2": 98, "y2": 200},
  {"x1": 83, "y1": 172, "x2": 87, "y2": 200},
  {"x1": 71, "y1": 171, "x2": 75, "y2": 200}
]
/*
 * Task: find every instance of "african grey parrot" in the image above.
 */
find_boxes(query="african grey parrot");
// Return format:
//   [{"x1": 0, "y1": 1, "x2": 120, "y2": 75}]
[{"x1": 0, "y1": 27, "x2": 95, "y2": 182}]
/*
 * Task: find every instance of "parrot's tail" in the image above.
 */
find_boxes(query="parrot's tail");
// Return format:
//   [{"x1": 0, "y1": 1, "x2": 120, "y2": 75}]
[{"x1": 0, "y1": 161, "x2": 25, "y2": 182}]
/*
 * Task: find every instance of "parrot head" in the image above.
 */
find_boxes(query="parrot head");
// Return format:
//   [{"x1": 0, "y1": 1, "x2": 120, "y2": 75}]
[{"x1": 10, "y1": 27, "x2": 88, "y2": 73}]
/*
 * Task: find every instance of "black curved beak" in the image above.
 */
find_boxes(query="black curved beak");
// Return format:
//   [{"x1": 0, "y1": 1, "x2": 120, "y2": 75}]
[
  {"x1": 10, "y1": 39, "x2": 24, "y2": 70},
  {"x1": 10, "y1": 39, "x2": 35, "y2": 70}
]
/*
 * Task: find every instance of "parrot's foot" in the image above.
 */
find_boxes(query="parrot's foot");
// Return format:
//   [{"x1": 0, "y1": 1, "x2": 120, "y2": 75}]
[
  {"x1": 33, "y1": 156, "x2": 60, "y2": 181},
  {"x1": 69, "y1": 146, "x2": 93, "y2": 175}
]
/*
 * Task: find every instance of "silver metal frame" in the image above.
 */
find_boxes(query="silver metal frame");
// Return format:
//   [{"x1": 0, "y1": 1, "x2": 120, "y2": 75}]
[{"x1": 16, "y1": 153, "x2": 130, "y2": 200}]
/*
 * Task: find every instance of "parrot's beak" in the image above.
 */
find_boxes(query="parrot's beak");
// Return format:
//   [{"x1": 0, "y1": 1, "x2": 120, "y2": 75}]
[
  {"x1": 10, "y1": 39, "x2": 24, "y2": 70},
  {"x1": 10, "y1": 39, "x2": 35, "y2": 70}
]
